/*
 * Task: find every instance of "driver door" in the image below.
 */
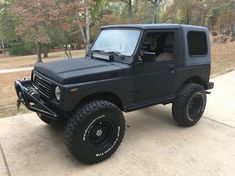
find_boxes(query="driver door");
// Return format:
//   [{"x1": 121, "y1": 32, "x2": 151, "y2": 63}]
[{"x1": 132, "y1": 31, "x2": 177, "y2": 105}]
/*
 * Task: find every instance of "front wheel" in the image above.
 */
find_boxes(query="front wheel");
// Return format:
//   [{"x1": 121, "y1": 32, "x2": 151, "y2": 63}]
[
  {"x1": 172, "y1": 83, "x2": 207, "y2": 127},
  {"x1": 65, "y1": 100, "x2": 125, "y2": 164}
]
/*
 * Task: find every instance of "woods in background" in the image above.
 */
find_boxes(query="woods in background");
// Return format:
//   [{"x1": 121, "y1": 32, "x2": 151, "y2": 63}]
[{"x1": 0, "y1": 0, "x2": 234, "y2": 62}]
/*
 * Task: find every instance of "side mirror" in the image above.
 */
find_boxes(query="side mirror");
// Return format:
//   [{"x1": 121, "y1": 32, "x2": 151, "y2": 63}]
[{"x1": 142, "y1": 51, "x2": 156, "y2": 63}]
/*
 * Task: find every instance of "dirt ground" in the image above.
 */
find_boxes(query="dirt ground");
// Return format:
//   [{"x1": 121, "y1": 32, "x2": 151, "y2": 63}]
[{"x1": 0, "y1": 42, "x2": 234, "y2": 118}]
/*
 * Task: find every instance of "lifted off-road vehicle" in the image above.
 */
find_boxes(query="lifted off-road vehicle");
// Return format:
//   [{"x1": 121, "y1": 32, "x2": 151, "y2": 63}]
[{"x1": 15, "y1": 24, "x2": 214, "y2": 164}]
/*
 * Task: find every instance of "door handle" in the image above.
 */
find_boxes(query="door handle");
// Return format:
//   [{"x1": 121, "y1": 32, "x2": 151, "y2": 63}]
[
  {"x1": 168, "y1": 64, "x2": 175, "y2": 70},
  {"x1": 168, "y1": 64, "x2": 175, "y2": 74}
]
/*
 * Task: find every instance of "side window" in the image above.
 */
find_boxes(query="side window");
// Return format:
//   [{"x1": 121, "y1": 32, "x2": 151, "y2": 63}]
[
  {"x1": 140, "y1": 32, "x2": 175, "y2": 62},
  {"x1": 187, "y1": 31, "x2": 208, "y2": 56}
]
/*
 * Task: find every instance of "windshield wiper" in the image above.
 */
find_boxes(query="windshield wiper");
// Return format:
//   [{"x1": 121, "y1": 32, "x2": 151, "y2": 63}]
[
  {"x1": 92, "y1": 50, "x2": 108, "y2": 55},
  {"x1": 106, "y1": 51, "x2": 126, "y2": 59},
  {"x1": 93, "y1": 50, "x2": 126, "y2": 57},
  {"x1": 92, "y1": 50, "x2": 112, "y2": 61},
  {"x1": 92, "y1": 50, "x2": 126, "y2": 61}
]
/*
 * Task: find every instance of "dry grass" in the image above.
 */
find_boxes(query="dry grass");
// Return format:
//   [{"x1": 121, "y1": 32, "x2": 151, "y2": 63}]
[
  {"x1": 0, "y1": 71, "x2": 31, "y2": 118},
  {"x1": 0, "y1": 50, "x2": 85, "y2": 69},
  {"x1": 0, "y1": 42, "x2": 234, "y2": 118},
  {"x1": 0, "y1": 50, "x2": 85, "y2": 118},
  {"x1": 211, "y1": 42, "x2": 235, "y2": 77}
]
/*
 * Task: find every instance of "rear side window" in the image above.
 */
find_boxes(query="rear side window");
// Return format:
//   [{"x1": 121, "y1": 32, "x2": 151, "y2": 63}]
[{"x1": 187, "y1": 31, "x2": 208, "y2": 56}]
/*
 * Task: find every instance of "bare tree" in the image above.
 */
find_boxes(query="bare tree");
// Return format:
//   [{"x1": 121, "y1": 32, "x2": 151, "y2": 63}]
[
  {"x1": 120, "y1": 0, "x2": 133, "y2": 22},
  {"x1": 1, "y1": 38, "x2": 5, "y2": 56},
  {"x1": 85, "y1": 5, "x2": 90, "y2": 52},
  {"x1": 150, "y1": 0, "x2": 163, "y2": 23},
  {"x1": 77, "y1": 0, "x2": 91, "y2": 53}
]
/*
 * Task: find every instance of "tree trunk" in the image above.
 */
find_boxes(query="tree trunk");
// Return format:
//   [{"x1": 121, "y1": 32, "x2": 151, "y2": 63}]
[
  {"x1": 43, "y1": 44, "x2": 49, "y2": 58},
  {"x1": 228, "y1": 11, "x2": 232, "y2": 34},
  {"x1": 1, "y1": 39, "x2": 6, "y2": 56},
  {"x1": 134, "y1": 0, "x2": 138, "y2": 13},
  {"x1": 1, "y1": 39, "x2": 4, "y2": 50},
  {"x1": 43, "y1": 51, "x2": 48, "y2": 58},
  {"x1": 127, "y1": 0, "x2": 133, "y2": 22},
  {"x1": 232, "y1": 23, "x2": 235, "y2": 35},
  {"x1": 35, "y1": 40, "x2": 42, "y2": 63},
  {"x1": 85, "y1": 6, "x2": 90, "y2": 53},
  {"x1": 211, "y1": 17, "x2": 215, "y2": 31},
  {"x1": 186, "y1": 10, "x2": 189, "y2": 24},
  {"x1": 153, "y1": 6, "x2": 157, "y2": 23},
  {"x1": 220, "y1": 25, "x2": 223, "y2": 34},
  {"x1": 201, "y1": 11, "x2": 205, "y2": 26},
  {"x1": 78, "y1": 23, "x2": 87, "y2": 46},
  {"x1": 151, "y1": 0, "x2": 162, "y2": 24}
]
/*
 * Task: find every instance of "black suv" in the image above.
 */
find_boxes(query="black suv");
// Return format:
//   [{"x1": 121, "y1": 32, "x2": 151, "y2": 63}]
[{"x1": 15, "y1": 24, "x2": 214, "y2": 164}]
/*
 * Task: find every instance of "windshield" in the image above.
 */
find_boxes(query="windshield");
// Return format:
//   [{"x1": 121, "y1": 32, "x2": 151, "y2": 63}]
[{"x1": 91, "y1": 29, "x2": 141, "y2": 57}]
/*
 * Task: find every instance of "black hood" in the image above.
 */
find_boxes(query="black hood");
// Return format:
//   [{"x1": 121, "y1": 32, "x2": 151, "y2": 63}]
[{"x1": 34, "y1": 58, "x2": 124, "y2": 84}]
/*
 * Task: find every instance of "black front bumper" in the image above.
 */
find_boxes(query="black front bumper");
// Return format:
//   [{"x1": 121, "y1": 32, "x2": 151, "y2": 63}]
[{"x1": 14, "y1": 79, "x2": 58, "y2": 119}]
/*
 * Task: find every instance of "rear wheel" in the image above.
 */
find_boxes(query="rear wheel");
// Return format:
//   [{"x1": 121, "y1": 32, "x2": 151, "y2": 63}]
[
  {"x1": 172, "y1": 83, "x2": 207, "y2": 127},
  {"x1": 65, "y1": 100, "x2": 125, "y2": 164}
]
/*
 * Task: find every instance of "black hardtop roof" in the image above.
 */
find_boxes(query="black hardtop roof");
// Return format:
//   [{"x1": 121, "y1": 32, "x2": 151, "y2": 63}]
[{"x1": 101, "y1": 24, "x2": 208, "y2": 30}]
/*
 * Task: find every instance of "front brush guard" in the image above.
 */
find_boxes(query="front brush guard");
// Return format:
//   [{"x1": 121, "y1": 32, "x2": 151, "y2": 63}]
[{"x1": 14, "y1": 79, "x2": 58, "y2": 119}]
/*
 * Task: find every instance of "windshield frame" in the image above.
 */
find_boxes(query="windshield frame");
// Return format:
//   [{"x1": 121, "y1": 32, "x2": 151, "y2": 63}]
[{"x1": 88, "y1": 28, "x2": 143, "y2": 64}]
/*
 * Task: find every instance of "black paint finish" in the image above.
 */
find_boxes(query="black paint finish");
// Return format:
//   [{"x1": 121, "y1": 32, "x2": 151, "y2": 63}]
[{"x1": 16, "y1": 24, "x2": 213, "y2": 118}]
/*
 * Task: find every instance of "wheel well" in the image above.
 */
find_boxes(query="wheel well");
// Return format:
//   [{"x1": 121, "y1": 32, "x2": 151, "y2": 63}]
[
  {"x1": 78, "y1": 92, "x2": 124, "y2": 111},
  {"x1": 183, "y1": 76, "x2": 206, "y2": 89}
]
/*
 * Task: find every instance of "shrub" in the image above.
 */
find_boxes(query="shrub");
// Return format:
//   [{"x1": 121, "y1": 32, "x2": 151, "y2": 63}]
[
  {"x1": 211, "y1": 31, "x2": 218, "y2": 36},
  {"x1": 9, "y1": 41, "x2": 34, "y2": 56}
]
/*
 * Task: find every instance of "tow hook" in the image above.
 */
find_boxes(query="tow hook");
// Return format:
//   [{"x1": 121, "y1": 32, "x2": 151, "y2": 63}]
[
  {"x1": 17, "y1": 97, "x2": 21, "y2": 110},
  {"x1": 205, "y1": 91, "x2": 211, "y2": 94},
  {"x1": 16, "y1": 92, "x2": 23, "y2": 110}
]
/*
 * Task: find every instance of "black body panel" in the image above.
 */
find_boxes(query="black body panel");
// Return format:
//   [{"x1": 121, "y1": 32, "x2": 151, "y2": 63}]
[
  {"x1": 34, "y1": 58, "x2": 125, "y2": 84},
  {"x1": 15, "y1": 24, "x2": 213, "y2": 119}
]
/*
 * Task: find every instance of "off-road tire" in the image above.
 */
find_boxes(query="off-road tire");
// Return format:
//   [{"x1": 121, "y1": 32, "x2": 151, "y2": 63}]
[
  {"x1": 37, "y1": 113, "x2": 67, "y2": 128},
  {"x1": 65, "y1": 100, "x2": 125, "y2": 164},
  {"x1": 172, "y1": 83, "x2": 207, "y2": 127}
]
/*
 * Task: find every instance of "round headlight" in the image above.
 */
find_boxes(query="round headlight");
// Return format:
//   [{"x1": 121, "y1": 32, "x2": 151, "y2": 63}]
[{"x1": 55, "y1": 86, "x2": 61, "y2": 100}]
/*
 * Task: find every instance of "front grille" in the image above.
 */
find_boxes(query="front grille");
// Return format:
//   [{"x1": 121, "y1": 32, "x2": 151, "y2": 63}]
[{"x1": 33, "y1": 74, "x2": 54, "y2": 99}]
